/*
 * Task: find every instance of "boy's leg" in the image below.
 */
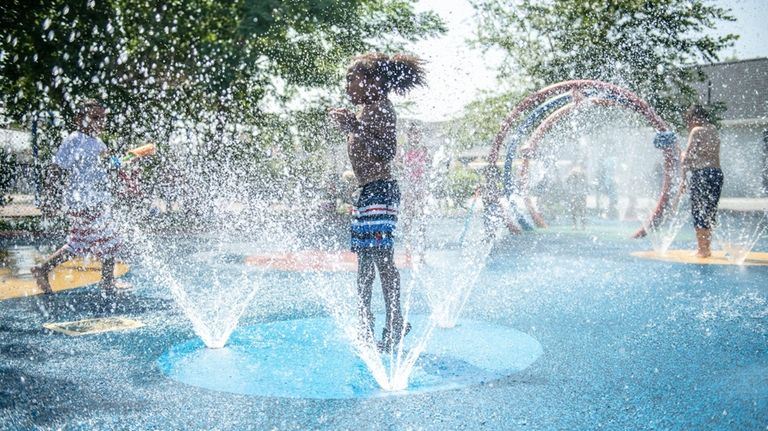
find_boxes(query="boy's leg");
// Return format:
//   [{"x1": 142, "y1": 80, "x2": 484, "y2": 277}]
[
  {"x1": 31, "y1": 246, "x2": 74, "y2": 294},
  {"x1": 374, "y1": 248, "x2": 408, "y2": 351},
  {"x1": 356, "y1": 250, "x2": 376, "y2": 340}
]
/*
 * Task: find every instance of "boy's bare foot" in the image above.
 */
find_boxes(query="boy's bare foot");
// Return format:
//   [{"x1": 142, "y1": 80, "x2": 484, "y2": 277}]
[
  {"x1": 696, "y1": 250, "x2": 712, "y2": 258},
  {"x1": 30, "y1": 266, "x2": 53, "y2": 294},
  {"x1": 377, "y1": 322, "x2": 412, "y2": 353}
]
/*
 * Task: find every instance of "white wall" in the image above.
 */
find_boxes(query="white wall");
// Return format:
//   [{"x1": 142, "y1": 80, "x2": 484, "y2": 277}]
[{"x1": 719, "y1": 122, "x2": 768, "y2": 197}]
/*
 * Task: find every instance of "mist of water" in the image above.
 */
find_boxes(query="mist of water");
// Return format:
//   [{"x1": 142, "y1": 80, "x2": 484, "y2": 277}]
[{"x1": 717, "y1": 211, "x2": 768, "y2": 265}]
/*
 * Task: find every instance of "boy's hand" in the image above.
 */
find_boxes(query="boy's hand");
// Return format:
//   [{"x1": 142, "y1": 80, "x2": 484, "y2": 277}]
[{"x1": 328, "y1": 108, "x2": 357, "y2": 132}]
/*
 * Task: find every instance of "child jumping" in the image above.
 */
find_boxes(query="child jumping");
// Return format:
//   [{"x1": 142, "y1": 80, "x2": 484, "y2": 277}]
[
  {"x1": 32, "y1": 100, "x2": 128, "y2": 294},
  {"x1": 329, "y1": 53, "x2": 425, "y2": 352}
]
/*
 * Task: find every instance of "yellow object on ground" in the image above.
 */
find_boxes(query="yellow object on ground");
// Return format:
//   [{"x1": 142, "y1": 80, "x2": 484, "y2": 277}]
[
  {"x1": 245, "y1": 250, "x2": 412, "y2": 272},
  {"x1": 631, "y1": 250, "x2": 768, "y2": 266},
  {"x1": 0, "y1": 259, "x2": 130, "y2": 300},
  {"x1": 43, "y1": 317, "x2": 144, "y2": 336},
  {"x1": 122, "y1": 143, "x2": 156, "y2": 162}
]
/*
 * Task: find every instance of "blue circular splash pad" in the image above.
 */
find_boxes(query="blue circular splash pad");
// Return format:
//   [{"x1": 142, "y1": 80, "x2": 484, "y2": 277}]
[{"x1": 158, "y1": 316, "x2": 543, "y2": 399}]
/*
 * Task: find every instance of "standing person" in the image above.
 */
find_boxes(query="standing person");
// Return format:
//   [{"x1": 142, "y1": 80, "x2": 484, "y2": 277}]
[
  {"x1": 328, "y1": 53, "x2": 425, "y2": 352},
  {"x1": 565, "y1": 161, "x2": 588, "y2": 230},
  {"x1": 680, "y1": 104, "x2": 724, "y2": 258},
  {"x1": 400, "y1": 122, "x2": 430, "y2": 264},
  {"x1": 32, "y1": 100, "x2": 126, "y2": 294},
  {"x1": 595, "y1": 157, "x2": 618, "y2": 219},
  {"x1": 482, "y1": 165, "x2": 521, "y2": 240}
]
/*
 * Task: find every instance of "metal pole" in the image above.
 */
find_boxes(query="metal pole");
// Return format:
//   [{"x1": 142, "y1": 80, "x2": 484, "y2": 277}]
[
  {"x1": 31, "y1": 114, "x2": 40, "y2": 207},
  {"x1": 762, "y1": 129, "x2": 768, "y2": 197}
]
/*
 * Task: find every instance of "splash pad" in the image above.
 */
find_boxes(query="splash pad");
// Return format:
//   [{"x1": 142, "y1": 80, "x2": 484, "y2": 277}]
[
  {"x1": 158, "y1": 315, "x2": 542, "y2": 399},
  {"x1": 157, "y1": 80, "x2": 700, "y2": 394},
  {"x1": 2, "y1": 220, "x2": 767, "y2": 428}
]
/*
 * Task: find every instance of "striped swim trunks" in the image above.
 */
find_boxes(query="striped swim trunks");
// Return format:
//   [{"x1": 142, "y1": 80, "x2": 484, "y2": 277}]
[
  {"x1": 64, "y1": 206, "x2": 122, "y2": 259},
  {"x1": 351, "y1": 180, "x2": 400, "y2": 252}
]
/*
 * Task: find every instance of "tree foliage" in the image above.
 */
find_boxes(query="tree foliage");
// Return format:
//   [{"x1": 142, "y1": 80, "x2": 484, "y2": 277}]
[
  {"x1": 447, "y1": 90, "x2": 526, "y2": 151},
  {"x1": 0, "y1": 0, "x2": 444, "y2": 156},
  {"x1": 471, "y1": 0, "x2": 738, "y2": 121}
]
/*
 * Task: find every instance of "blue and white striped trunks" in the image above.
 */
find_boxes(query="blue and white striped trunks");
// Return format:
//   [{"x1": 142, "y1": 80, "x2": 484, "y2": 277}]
[{"x1": 351, "y1": 179, "x2": 400, "y2": 252}]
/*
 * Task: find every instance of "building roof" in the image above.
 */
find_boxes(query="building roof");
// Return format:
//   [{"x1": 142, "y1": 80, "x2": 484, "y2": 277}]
[{"x1": 690, "y1": 57, "x2": 768, "y2": 122}]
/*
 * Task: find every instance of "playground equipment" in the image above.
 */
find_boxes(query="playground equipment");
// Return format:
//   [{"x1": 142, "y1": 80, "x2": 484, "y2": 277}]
[{"x1": 487, "y1": 80, "x2": 680, "y2": 237}]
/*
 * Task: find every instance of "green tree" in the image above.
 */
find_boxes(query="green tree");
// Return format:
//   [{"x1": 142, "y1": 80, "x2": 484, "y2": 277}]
[
  {"x1": 0, "y1": 0, "x2": 444, "y2": 157},
  {"x1": 471, "y1": 0, "x2": 738, "y2": 121},
  {"x1": 447, "y1": 90, "x2": 526, "y2": 150}
]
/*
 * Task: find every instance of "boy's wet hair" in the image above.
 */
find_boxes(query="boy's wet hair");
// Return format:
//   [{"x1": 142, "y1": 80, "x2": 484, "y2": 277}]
[
  {"x1": 349, "y1": 53, "x2": 426, "y2": 95},
  {"x1": 684, "y1": 104, "x2": 708, "y2": 123}
]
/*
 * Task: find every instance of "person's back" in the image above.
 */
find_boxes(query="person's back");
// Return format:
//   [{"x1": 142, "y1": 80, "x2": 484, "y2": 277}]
[
  {"x1": 682, "y1": 105, "x2": 724, "y2": 258},
  {"x1": 685, "y1": 124, "x2": 721, "y2": 171},
  {"x1": 55, "y1": 131, "x2": 111, "y2": 210}
]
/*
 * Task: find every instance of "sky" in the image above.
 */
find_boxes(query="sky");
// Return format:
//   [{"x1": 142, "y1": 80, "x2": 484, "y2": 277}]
[{"x1": 403, "y1": 0, "x2": 768, "y2": 122}]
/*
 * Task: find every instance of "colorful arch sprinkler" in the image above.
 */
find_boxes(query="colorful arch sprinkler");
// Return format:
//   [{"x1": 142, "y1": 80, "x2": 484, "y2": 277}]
[{"x1": 487, "y1": 80, "x2": 680, "y2": 237}]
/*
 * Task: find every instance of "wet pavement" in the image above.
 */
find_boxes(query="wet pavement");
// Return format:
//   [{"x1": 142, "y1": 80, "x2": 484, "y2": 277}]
[{"x1": 0, "y1": 220, "x2": 766, "y2": 430}]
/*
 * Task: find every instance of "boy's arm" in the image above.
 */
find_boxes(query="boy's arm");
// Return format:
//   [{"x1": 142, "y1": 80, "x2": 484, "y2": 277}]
[
  {"x1": 328, "y1": 108, "x2": 359, "y2": 133},
  {"x1": 681, "y1": 127, "x2": 702, "y2": 172}
]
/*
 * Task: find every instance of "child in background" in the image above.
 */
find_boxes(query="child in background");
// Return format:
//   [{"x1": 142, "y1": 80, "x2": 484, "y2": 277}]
[
  {"x1": 32, "y1": 100, "x2": 132, "y2": 294},
  {"x1": 681, "y1": 104, "x2": 724, "y2": 257},
  {"x1": 328, "y1": 53, "x2": 425, "y2": 352},
  {"x1": 482, "y1": 165, "x2": 521, "y2": 240},
  {"x1": 400, "y1": 122, "x2": 430, "y2": 264},
  {"x1": 566, "y1": 161, "x2": 588, "y2": 230}
]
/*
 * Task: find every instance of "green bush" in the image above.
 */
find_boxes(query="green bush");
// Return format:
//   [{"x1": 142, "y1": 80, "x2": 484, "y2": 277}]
[{"x1": 446, "y1": 166, "x2": 481, "y2": 206}]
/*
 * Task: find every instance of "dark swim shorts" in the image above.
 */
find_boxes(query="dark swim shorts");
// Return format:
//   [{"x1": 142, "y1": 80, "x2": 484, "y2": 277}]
[
  {"x1": 689, "y1": 167, "x2": 724, "y2": 229},
  {"x1": 351, "y1": 179, "x2": 400, "y2": 252}
]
